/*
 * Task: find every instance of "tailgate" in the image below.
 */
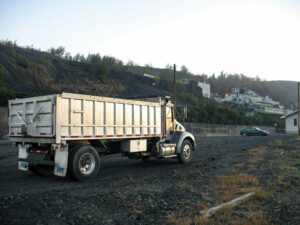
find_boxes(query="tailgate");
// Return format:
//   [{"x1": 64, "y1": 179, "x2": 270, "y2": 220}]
[{"x1": 9, "y1": 95, "x2": 56, "y2": 137}]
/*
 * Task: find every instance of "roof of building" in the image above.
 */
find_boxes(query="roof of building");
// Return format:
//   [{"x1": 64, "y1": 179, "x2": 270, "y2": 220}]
[{"x1": 280, "y1": 110, "x2": 299, "y2": 119}]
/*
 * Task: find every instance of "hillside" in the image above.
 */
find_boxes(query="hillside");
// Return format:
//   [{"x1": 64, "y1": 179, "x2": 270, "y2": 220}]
[
  {"x1": 207, "y1": 73, "x2": 298, "y2": 107},
  {"x1": 0, "y1": 42, "x2": 295, "y2": 127},
  {"x1": 0, "y1": 45, "x2": 174, "y2": 100}
]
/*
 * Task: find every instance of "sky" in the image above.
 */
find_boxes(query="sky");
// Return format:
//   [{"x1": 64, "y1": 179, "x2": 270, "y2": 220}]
[{"x1": 0, "y1": 0, "x2": 300, "y2": 81}]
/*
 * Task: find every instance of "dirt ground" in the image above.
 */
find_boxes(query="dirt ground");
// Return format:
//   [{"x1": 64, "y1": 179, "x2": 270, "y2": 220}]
[{"x1": 0, "y1": 134, "x2": 299, "y2": 225}]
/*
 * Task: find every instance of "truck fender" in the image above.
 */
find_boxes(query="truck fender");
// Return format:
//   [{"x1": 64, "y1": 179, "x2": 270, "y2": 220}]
[
  {"x1": 18, "y1": 144, "x2": 31, "y2": 171},
  {"x1": 172, "y1": 131, "x2": 196, "y2": 153}
]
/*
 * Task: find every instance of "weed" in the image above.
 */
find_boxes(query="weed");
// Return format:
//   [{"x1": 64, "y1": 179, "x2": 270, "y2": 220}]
[
  {"x1": 274, "y1": 139, "x2": 282, "y2": 147},
  {"x1": 294, "y1": 161, "x2": 300, "y2": 167},
  {"x1": 280, "y1": 167, "x2": 297, "y2": 172},
  {"x1": 293, "y1": 173, "x2": 300, "y2": 178}
]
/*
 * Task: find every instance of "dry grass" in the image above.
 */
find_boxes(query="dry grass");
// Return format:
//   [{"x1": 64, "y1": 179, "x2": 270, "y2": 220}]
[
  {"x1": 230, "y1": 211, "x2": 268, "y2": 225},
  {"x1": 215, "y1": 174, "x2": 259, "y2": 202},
  {"x1": 252, "y1": 188, "x2": 269, "y2": 201},
  {"x1": 216, "y1": 174, "x2": 259, "y2": 187},
  {"x1": 168, "y1": 206, "x2": 268, "y2": 225},
  {"x1": 247, "y1": 146, "x2": 267, "y2": 165},
  {"x1": 178, "y1": 180, "x2": 194, "y2": 191},
  {"x1": 234, "y1": 163, "x2": 244, "y2": 168},
  {"x1": 247, "y1": 146, "x2": 266, "y2": 156}
]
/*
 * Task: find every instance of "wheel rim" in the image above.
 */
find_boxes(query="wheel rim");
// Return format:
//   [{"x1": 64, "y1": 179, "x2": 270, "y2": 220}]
[
  {"x1": 79, "y1": 153, "x2": 96, "y2": 175},
  {"x1": 183, "y1": 144, "x2": 191, "y2": 159}
]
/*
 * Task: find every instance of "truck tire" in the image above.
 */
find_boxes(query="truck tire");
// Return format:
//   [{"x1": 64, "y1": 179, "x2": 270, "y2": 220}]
[
  {"x1": 29, "y1": 165, "x2": 54, "y2": 176},
  {"x1": 68, "y1": 146, "x2": 100, "y2": 181},
  {"x1": 177, "y1": 140, "x2": 192, "y2": 164}
]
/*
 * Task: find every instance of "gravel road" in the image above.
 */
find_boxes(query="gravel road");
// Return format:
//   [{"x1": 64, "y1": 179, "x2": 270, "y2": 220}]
[{"x1": 0, "y1": 134, "x2": 299, "y2": 225}]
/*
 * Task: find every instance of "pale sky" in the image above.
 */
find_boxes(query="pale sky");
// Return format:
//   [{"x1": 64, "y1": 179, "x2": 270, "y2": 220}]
[{"x1": 1, "y1": 0, "x2": 300, "y2": 81}]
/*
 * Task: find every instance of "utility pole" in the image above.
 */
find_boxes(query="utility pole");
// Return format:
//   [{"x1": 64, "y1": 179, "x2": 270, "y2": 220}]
[
  {"x1": 173, "y1": 64, "x2": 176, "y2": 107},
  {"x1": 298, "y1": 82, "x2": 300, "y2": 134}
]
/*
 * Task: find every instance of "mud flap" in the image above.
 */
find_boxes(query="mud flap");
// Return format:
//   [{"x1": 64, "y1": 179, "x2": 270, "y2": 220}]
[
  {"x1": 18, "y1": 144, "x2": 30, "y2": 171},
  {"x1": 54, "y1": 146, "x2": 68, "y2": 177}
]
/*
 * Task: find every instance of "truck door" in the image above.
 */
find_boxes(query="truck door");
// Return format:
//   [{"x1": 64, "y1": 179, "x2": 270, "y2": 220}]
[{"x1": 165, "y1": 105, "x2": 174, "y2": 140}]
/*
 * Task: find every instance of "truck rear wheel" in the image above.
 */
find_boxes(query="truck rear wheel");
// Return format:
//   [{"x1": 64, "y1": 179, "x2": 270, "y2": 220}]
[
  {"x1": 177, "y1": 140, "x2": 192, "y2": 164},
  {"x1": 68, "y1": 146, "x2": 100, "y2": 181}
]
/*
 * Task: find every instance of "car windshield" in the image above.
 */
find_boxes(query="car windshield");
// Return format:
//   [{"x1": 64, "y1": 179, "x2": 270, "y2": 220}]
[{"x1": 254, "y1": 127, "x2": 261, "y2": 131}]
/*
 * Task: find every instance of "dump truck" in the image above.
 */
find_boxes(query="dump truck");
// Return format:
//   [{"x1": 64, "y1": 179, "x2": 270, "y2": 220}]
[{"x1": 8, "y1": 93, "x2": 196, "y2": 181}]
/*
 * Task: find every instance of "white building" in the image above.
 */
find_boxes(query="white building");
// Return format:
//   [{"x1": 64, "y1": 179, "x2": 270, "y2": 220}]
[
  {"x1": 143, "y1": 73, "x2": 155, "y2": 79},
  {"x1": 197, "y1": 82, "x2": 210, "y2": 98},
  {"x1": 281, "y1": 110, "x2": 299, "y2": 133},
  {"x1": 222, "y1": 89, "x2": 291, "y2": 116}
]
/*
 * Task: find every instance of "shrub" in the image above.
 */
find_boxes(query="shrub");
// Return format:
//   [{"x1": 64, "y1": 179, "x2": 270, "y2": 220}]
[
  {"x1": 280, "y1": 167, "x2": 297, "y2": 172},
  {"x1": 0, "y1": 87, "x2": 16, "y2": 106},
  {"x1": 38, "y1": 54, "x2": 46, "y2": 64},
  {"x1": 16, "y1": 54, "x2": 29, "y2": 68},
  {"x1": 0, "y1": 68, "x2": 4, "y2": 87}
]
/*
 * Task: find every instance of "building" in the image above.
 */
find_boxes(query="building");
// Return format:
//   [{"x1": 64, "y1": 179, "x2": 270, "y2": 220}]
[
  {"x1": 222, "y1": 88, "x2": 291, "y2": 116},
  {"x1": 197, "y1": 82, "x2": 211, "y2": 98},
  {"x1": 281, "y1": 110, "x2": 299, "y2": 133},
  {"x1": 143, "y1": 73, "x2": 155, "y2": 79}
]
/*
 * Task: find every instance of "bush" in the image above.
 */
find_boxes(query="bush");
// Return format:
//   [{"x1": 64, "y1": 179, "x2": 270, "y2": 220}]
[
  {"x1": 38, "y1": 54, "x2": 46, "y2": 64},
  {"x1": 0, "y1": 87, "x2": 15, "y2": 106},
  {"x1": 0, "y1": 68, "x2": 4, "y2": 87},
  {"x1": 16, "y1": 54, "x2": 29, "y2": 68},
  {"x1": 10, "y1": 49, "x2": 17, "y2": 57}
]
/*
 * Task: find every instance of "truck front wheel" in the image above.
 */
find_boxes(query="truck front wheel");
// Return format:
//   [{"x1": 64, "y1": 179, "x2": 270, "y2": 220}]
[
  {"x1": 69, "y1": 146, "x2": 100, "y2": 181},
  {"x1": 177, "y1": 140, "x2": 192, "y2": 164}
]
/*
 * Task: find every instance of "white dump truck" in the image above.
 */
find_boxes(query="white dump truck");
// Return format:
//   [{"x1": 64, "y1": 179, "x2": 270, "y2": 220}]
[{"x1": 8, "y1": 93, "x2": 196, "y2": 181}]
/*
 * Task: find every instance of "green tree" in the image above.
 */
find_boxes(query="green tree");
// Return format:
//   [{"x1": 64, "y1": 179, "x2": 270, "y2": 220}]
[
  {"x1": 88, "y1": 54, "x2": 110, "y2": 83},
  {"x1": 48, "y1": 46, "x2": 66, "y2": 58},
  {"x1": 0, "y1": 67, "x2": 15, "y2": 106}
]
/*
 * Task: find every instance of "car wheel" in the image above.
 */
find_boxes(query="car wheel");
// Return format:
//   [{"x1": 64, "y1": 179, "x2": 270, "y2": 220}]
[{"x1": 243, "y1": 133, "x2": 246, "y2": 137}]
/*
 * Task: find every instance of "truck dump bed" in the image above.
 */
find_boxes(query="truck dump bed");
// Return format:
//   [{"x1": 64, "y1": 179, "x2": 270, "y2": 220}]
[{"x1": 9, "y1": 93, "x2": 162, "y2": 143}]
